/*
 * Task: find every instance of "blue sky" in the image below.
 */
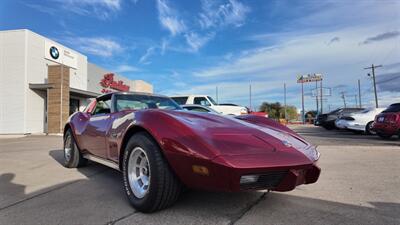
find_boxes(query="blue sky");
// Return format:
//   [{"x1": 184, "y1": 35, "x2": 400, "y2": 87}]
[{"x1": 1, "y1": 0, "x2": 400, "y2": 112}]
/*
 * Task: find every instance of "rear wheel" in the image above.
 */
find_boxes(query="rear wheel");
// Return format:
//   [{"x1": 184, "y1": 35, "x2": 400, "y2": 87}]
[
  {"x1": 365, "y1": 121, "x2": 376, "y2": 135},
  {"x1": 122, "y1": 132, "x2": 181, "y2": 213},
  {"x1": 63, "y1": 129, "x2": 87, "y2": 168}
]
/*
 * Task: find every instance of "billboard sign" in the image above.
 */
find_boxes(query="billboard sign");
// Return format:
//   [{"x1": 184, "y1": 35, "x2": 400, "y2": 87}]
[{"x1": 297, "y1": 74, "x2": 323, "y2": 83}]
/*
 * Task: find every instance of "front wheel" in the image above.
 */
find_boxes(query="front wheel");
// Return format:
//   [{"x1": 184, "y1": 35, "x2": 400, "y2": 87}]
[
  {"x1": 122, "y1": 132, "x2": 181, "y2": 213},
  {"x1": 63, "y1": 129, "x2": 87, "y2": 168}
]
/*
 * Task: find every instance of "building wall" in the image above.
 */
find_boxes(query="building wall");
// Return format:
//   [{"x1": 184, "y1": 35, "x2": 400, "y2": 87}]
[
  {"x1": 0, "y1": 30, "x2": 26, "y2": 134},
  {"x1": 25, "y1": 30, "x2": 48, "y2": 133},
  {"x1": 133, "y1": 80, "x2": 153, "y2": 93},
  {"x1": 47, "y1": 65, "x2": 70, "y2": 134},
  {"x1": 0, "y1": 29, "x2": 153, "y2": 134},
  {"x1": 87, "y1": 63, "x2": 135, "y2": 94},
  {"x1": 69, "y1": 50, "x2": 88, "y2": 91}
]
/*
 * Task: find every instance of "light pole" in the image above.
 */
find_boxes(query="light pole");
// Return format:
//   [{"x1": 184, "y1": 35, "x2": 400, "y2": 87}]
[
  {"x1": 301, "y1": 81, "x2": 305, "y2": 124},
  {"x1": 284, "y1": 83, "x2": 287, "y2": 120}
]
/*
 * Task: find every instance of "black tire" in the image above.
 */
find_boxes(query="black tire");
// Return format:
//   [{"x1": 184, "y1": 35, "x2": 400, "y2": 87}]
[
  {"x1": 63, "y1": 129, "x2": 88, "y2": 168},
  {"x1": 122, "y1": 132, "x2": 181, "y2": 213},
  {"x1": 365, "y1": 121, "x2": 376, "y2": 135},
  {"x1": 322, "y1": 124, "x2": 333, "y2": 130},
  {"x1": 377, "y1": 132, "x2": 392, "y2": 139}
]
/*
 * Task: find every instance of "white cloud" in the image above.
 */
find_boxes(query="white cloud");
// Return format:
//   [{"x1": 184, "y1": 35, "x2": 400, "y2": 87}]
[
  {"x1": 139, "y1": 47, "x2": 156, "y2": 64},
  {"x1": 156, "y1": 0, "x2": 186, "y2": 36},
  {"x1": 154, "y1": 0, "x2": 249, "y2": 53},
  {"x1": 194, "y1": 25, "x2": 400, "y2": 81},
  {"x1": 184, "y1": 32, "x2": 215, "y2": 52},
  {"x1": 27, "y1": 0, "x2": 122, "y2": 19},
  {"x1": 64, "y1": 37, "x2": 123, "y2": 57},
  {"x1": 114, "y1": 65, "x2": 140, "y2": 73},
  {"x1": 199, "y1": 0, "x2": 250, "y2": 29},
  {"x1": 54, "y1": 0, "x2": 122, "y2": 19},
  {"x1": 186, "y1": 22, "x2": 400, "y2": 110}
]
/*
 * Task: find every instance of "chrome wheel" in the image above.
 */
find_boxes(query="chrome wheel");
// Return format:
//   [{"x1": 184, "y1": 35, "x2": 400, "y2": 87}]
[
  {"x1": 64, "y1": 134, "x2": 72, "y2": 162},
  {"x1": 128, "y1": 147, "x2": 151, "y2": 198}
]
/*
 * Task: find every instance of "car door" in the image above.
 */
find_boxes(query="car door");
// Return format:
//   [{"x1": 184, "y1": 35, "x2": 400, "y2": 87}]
[{"x1": 81, "y1": 97, "x2": 113, "y2": 158}]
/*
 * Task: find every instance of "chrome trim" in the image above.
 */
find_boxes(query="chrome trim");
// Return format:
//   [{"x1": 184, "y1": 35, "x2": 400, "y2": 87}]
[{"x1": 83, "y1": 154, "x2": 120, "y2": 171}]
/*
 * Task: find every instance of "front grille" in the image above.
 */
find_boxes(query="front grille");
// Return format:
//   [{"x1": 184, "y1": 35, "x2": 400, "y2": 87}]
[{"x1": 240, "y1": 171, "x2": 288, "y2": 190}]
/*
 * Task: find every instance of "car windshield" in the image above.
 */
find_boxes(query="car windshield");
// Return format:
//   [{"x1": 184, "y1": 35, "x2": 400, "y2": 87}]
[
  {"x1": 207, "y1": 96, "x2": 218, "y2": 105},
  {"x1": 115, "y1": 94, "x2": 182, "y2": 111},
  {"x1": 382, "y1": 104, "x2": 400, "y2": 113}
]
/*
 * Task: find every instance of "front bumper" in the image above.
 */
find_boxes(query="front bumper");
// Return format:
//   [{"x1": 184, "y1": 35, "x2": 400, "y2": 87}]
[
  {"x1": 236, "y1": 164, "x2": 321, "y2": 192},
  {"x1": 167, "y1": 152, "x2": 321, "y2": 192},
  {"x1": 346, "y1": 122, "x2": 366, "y2": 131}
]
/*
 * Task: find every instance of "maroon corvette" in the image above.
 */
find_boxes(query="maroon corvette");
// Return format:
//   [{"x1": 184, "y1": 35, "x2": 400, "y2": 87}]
[{"x1": 63, "y1": 92, "x2": 320, "y2": 212}]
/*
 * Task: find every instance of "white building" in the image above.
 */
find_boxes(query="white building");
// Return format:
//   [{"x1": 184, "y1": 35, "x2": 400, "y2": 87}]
[{"x1": 0, "y1": 29, "x2": 153, "y2": 134}]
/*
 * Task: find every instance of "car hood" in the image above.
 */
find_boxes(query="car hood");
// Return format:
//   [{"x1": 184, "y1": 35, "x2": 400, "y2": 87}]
[{"x1": 163, "y1": 110, "x2": 318, "y2": 162}]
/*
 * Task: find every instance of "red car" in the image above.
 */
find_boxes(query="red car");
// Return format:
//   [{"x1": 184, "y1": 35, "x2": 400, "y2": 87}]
[
  {"x1": 372, "y1": 103, "x2": 400, "y2": 139},
  {"x1": 63, "y1": 92, "x2": 320, "y2": 212}
]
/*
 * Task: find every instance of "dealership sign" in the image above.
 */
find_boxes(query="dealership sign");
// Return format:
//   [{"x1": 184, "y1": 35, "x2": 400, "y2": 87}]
[
  {"x1": 297, "y1": 74, "x2": 323, "y2": 83},
  {"x1": 100, "y1": 73, "x2": 130, "y2": 93},
  {"x1": 44, "y1": 41, "x2": 77, "y2": 69}
]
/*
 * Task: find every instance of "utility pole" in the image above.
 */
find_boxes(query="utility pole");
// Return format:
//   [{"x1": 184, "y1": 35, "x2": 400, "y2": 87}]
[
  {"x1": 249, "y1": 84, "x2": 252, "y2": 111},
  {"x1": 301, "y1": 81, "x2": 305, "y2": 124},
  {"x1": 340, "y1": 92, "x2": 347, "y2": 108},
  {"x1": 215, "y1": 86, "x2": 219, "y2": 104},
  {"x1": 358, "y1": 79, "x2": 362, "y2": 108},
  {"x1": 320, "y1": 80, "x2": 323, "y2": 113},
  {"x1": 364, "y1": 64, "x2": 382, "y2": 108},
  {"x1": 284, "y1": 83, "x2": 287, "y2": 120},
  {"x1": 315, "y1": 81, "x2": 319, "y2": 113},
  {"x1": 354, "y1": 95, "x2": 358, "y2": 108}
]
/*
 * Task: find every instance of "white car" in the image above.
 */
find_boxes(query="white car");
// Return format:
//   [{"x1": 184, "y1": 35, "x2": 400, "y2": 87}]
[
  {"x1": 334, "y1": 108, "x2": 385, "y2": 134},
  {"x1": 171, "y1": 95, "x2": 248, "y2": 116}
]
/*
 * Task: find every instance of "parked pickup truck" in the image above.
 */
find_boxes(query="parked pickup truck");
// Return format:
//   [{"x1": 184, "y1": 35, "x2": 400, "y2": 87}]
[{"x1": 171, "y1": 95, "x2": 248, "y2": 116}]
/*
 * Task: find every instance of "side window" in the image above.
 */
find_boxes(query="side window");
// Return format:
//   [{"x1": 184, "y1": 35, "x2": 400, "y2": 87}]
[
  {"x1": 171, "y1": 97, "x2": 188, "y2": 105},
  {"x1": 194, "y1": 97, "x2": 211, "y2": 106},
  {"x1": 93, "y1": 99, "x2": 111, "y2": 115}
]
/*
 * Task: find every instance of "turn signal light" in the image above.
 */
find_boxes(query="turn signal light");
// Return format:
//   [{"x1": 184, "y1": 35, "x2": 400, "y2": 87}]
[{"x1": 192, "y1": 165, "x2": 209, "y2": 176}]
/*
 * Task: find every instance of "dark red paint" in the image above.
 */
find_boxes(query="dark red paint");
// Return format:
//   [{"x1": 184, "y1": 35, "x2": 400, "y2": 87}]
[
  {"x1": 66, "y1": 93, "x2": 320, "y2": 192},
  {"x1": 372, "y1": 109, "x2": 400, "y2": 138}
]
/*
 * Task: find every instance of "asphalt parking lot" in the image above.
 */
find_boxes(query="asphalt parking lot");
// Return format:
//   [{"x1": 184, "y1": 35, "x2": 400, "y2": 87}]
[{"x1": 1, "y1": 125, "x2": 399, "y2": 225}]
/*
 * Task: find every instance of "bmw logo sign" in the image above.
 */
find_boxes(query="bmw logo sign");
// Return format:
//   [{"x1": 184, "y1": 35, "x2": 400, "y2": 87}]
[{"x1": 49, "y1": 46, "x2": 59, "y2": 60}]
